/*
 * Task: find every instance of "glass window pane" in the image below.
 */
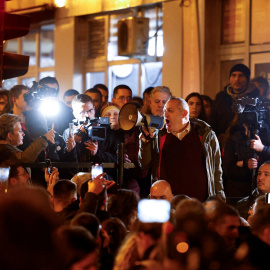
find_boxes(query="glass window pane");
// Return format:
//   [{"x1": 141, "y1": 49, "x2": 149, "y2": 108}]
[
  {"x1": 142, "y1": 62, "x2": 162, "y2": 93},
  {"x1": 86, "y1": 72, "x2": 105, "y2": 89},
  {"x1": 22, "y1": 32, "x2": 37, "y2": 66},
  {"x1": 40, "y1": 24, "x2": 55, "y2": 68},
  {"x1": 2, "y1": 78, "x2": 18, "y2": 90},
  {"x1": 109, "y1": 64, "x2": 139, "y2": 96},
  {"x1": 39, "y1": 71, "x2": 55, "y2": 80},
  {"x1": 21, "y1": 77, "x2": 36, "y2": 88},
  {"x1": 4, "y1": 39, "x2": 18, "y2": 53}
]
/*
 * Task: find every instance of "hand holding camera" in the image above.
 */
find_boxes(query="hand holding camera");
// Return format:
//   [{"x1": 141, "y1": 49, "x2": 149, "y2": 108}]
[
  {"x1": 250, "y1": 134, "x2": 264, "y2": 152},
  {"x1": 84, "y1": 140, "x2": 98, "y2": 155}
]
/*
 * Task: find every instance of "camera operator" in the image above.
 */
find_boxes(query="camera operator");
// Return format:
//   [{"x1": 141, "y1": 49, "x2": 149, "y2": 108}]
[
  {"x1": 38, "y1": 76, "x2": 74, "y2": 135},
  {"x1": 63, "y1": 94, "x2": 121, "y2": 166},
  {"x1": 210, "y1": 64, "x2": 260, "y2": 146}
]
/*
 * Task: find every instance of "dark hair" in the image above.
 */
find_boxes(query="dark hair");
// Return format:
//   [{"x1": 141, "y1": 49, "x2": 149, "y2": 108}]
[
  {"x1": 0, "y1": 187, "x2": 61, "y2": 270},
  {"x1": 102, "y1": 217, "x2": 127, "y2": 254},
  {"x1": 71, "y1": 213, "x2": 100, "y2": 239},
  {"x1": 39, "y1": 76, "x2": 59, "y2": 89},
  {"x1": 108, "y1": 189, "x2": 139, "y2": 230},
  {"x1": 93, "y1": 84, "x2": 108, "y2": 92},
  {"x1": 72, "y1": 94, "x2": 93, "y2": 108},
  {"x1": 113, "y1": 85, "x2": 132, "y2": 98},
  {"x1": 132, "y1": 96, "x2": 144, "y2": 109},
  {"x1": 250, "y1": 205, "x2": 270, "y2": 235},
  {"x1": 86, "y1": 88, "x2": 102, "y2": 102},
  {"x1": 170, "y1": 194, "x2": 191, "y2": 212},
  {"x1": 0, "y1": 89, "x2": 10, "y2": 114},
  {"x1": 63, "y1": 89, "x2": 80, "y2": 99},
  {"x1": 260, "y1": 160, "x2": 270, "y2": 167},
  {"x1": 250, "y1": 76, "x2": 269, "y2": 97},
  {"x1": 210, "y1": 202, "x2": 239, "y2": 224},
  {"x1": 8, "y1": 164, "x2": 28, "y2": 180},
  {"x1": 201, "y1": 95, "x2": 213, "y2": 106},
  {"x1": 54, "y1": 225, "x2": 97, "y2": 268},
  {"x1": 53, "y1": 180, "x2": 77, "y2": 200},
  {"x1": 143, "y1": 87, "x2": 154, "y2": 99},
  {"x1": 185, "y1": 92, "x2": 207, "y2": 121},
  {"x1": 9, "y1": 85, "x2": 30, "y2": 109}
]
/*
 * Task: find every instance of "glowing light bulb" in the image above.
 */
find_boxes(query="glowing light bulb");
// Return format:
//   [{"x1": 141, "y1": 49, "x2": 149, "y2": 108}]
[
  {"x1": 54, "y1": 0, "x2": 66, "y2": 8},
  {"x1": 176, "y1": 242, "x2": 189, "y2": 253}
]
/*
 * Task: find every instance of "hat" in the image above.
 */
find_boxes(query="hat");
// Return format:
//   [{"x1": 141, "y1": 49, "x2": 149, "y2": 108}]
[
  {"x1": 230, "y1": 64, "x2": 250, "y2": 81},
  {"x1": 101, "y1": 103, "x2": 120, "y2": 117}
]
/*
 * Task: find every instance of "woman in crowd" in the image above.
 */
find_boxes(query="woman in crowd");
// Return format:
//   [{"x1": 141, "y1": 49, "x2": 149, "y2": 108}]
[
  {"x1": 0, "y1": 113, "x2": 54, "y2": 166},
  {"x1": 201, "y1": 94, "x2": 213, "y2": 123},
  {"x1": 185, "y1": 92, "x2": 207, "y2": 122}
]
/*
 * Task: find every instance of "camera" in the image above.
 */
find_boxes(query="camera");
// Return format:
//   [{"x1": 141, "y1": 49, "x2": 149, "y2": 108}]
[
  {"x1": 232, "y1": 96, "x2": 270, "y2": 131},
  {"x1": 73, "y1": 117, "x2": 110, "y2": 141},
  {"x1": 24, "y1": 81, "x2": 59, "y2": 108}
]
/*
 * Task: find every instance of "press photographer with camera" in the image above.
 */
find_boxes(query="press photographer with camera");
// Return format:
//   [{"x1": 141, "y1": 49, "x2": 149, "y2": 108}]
[
  {"x1": 38, "y1": 76, "x2": 74, "y2": 135},
  {"x1": 223, "y1": 93, "x2": 270, "y2": 199},
  {"x1": 63, "y1": 94, "x2": 121, "y2": 166},
  {"x1": 0, "y1": 113, "x2": 55, "y2": 166},
  {"x1": 210, "y1": 64, "x2": 260, "y2": 146}
]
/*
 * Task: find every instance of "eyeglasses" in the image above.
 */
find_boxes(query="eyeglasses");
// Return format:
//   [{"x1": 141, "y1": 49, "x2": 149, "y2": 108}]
[{"x1": 116, "y1": 96, "x2": 132, "y2": 102}]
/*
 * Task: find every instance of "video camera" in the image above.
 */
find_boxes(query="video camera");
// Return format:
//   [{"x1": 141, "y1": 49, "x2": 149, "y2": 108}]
[
  {"x1": 73, "y1": 117, "x2": 110, "y2": 141},
  {"x1": 232, "y1": 96, "x2": 270, "y2": 131},
  {"x1": 23, "y1": 81, "x2": 59, "y2": 108}
]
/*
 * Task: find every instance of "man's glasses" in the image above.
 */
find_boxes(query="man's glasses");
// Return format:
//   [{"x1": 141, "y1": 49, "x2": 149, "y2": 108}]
[{"x1": 116, "y1": 96, "x2": 132, "y2": 102}]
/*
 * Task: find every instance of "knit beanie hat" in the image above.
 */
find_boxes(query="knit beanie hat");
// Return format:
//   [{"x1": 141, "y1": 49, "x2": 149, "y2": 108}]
[
  {"x1": 101, "y1": 103, "x2": 120, "y2": 117},
  {"x1": 230, "y1": 64, "x2": 250, "y2": 81}
]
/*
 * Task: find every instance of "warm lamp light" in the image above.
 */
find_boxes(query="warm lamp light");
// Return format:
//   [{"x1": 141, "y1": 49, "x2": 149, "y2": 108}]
[{"x1": 54, "y1": 0, "x2": 66, "y2": 8}]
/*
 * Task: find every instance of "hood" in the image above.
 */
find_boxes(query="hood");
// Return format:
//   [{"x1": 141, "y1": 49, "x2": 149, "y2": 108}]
[{"x1": 226, "y1": 82, "x2": 260, "y2": 99}]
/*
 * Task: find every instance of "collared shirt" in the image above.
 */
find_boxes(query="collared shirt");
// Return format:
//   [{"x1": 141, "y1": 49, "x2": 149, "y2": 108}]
[{"x1": 168, "y1": 122, "x2": 191, "y2": 141}]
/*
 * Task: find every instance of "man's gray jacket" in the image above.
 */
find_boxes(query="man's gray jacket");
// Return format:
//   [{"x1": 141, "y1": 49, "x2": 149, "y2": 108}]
[{"x1": 138, "y1": 118, "x2": 225, "y2": 200}]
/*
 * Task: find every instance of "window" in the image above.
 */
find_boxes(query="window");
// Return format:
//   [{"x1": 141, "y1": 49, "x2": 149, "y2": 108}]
[{"x1": 2, "y1": 23, "x2": 55, "y2": 90}]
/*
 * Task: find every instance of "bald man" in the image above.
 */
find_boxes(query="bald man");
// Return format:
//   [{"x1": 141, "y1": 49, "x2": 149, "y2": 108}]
[{"x1": 150, "y1": 180, "x2": 174, "y2": 201}]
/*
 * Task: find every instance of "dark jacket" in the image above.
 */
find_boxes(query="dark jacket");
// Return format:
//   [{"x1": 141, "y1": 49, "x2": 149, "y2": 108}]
[
  {"x1": 223, "y1": 124, "x2": 253, "y2": 183},
  {"x1": 236, "y1": 188, "x2": 261, "y2": 220},
  {"x1": 138, "y1": 119, "x2": 225, "y2": 200},
  {"x1": 210, "y1": 84, "x2": 260, "y2": 137}
]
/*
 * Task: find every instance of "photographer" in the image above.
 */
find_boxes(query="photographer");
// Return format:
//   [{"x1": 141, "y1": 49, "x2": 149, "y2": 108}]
[
  {"x1": 38, "y1": 76, "x2": 74, "y2": 135},
  {"x1": 63, "y1": 94, "x2": 121, "y2": 165},
  {"x1": 0, "y1": 114, "x2": 54, "y2": 166}
]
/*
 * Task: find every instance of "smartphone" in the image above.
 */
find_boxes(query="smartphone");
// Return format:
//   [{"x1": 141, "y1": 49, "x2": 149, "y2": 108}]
[
  {"x1": 45, "y1": 159, "x2": 53, "y2": 175},
  {"x1": 0, "y1": 167, "x2": 10, "y2": 196},
  {"x1": 69, "y1": 123, "x2": 74, "y2": 138},
  {"x1": 138, "y1": 199, "x2": 171, "y2": 223},
  {"x1": 91, "y1": 163, "x2": 103, "y2": 179}
]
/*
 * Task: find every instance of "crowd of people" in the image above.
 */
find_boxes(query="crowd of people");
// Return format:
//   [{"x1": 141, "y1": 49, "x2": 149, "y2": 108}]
[{"x1": 1, "y1": 63, "x2": 270, "y2": 269}]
